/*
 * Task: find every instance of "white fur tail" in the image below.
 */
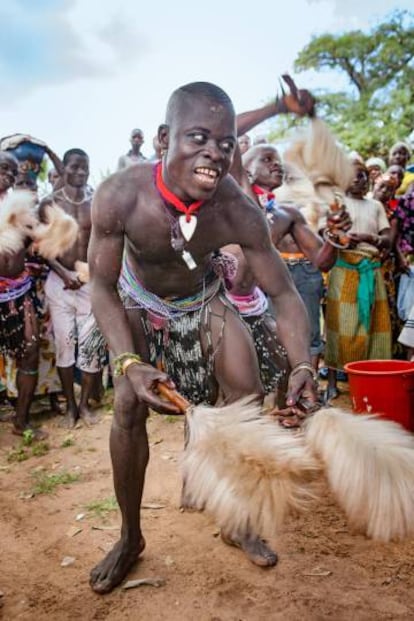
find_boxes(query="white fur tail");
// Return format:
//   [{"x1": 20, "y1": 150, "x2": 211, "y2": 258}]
[
  {"x1": 305, "y1": 408, "x2": 414, "y2": 541},
  {"x1": 34, "y1": 203, "x2": 79, "y2": 260},
  {"x1": 183, "y1": 398, "x2": 322, "y2": 539}
]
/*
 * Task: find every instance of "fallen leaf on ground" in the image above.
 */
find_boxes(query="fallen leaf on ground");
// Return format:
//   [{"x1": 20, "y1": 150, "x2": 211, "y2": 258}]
[
  {"x1": 142, "y1": 503, "x2": 166, "y2": 510},
  {"x1": 122, "y1": 577, "x2": 166, "y2": 590},
  {"x1": 66, "y1": 526, "x2": 82, "y2": 537},
  {"x1": 61, "y1": 556, "x2": 76, "y2": 567},
  {"x1": 91, "y1": 525, "x2": 119, "y2": 531},
  {"x1": 303, "y1": 567, "x2": 332, "y2": 577}
]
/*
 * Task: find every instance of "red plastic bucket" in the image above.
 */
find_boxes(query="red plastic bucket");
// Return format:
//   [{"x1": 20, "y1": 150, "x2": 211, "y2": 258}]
[{"x1": 344, "y1": 360, "x2": 414, "y2": 431}]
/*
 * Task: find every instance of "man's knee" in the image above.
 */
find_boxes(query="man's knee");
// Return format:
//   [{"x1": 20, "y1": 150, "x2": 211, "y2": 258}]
[{"x1": 113, "y1": 379, "x2": 147, "y2": 430}]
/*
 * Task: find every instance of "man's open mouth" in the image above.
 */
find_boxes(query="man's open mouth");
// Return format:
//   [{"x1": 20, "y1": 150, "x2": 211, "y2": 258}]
[{"x1": 194, "y1": 167, "x2": 219, "y2": 186}]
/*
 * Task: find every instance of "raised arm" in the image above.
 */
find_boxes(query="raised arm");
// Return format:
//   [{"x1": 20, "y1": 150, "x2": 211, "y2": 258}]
[{"x1": 236, "y1": 75, "x2": 315, "y2": 136}]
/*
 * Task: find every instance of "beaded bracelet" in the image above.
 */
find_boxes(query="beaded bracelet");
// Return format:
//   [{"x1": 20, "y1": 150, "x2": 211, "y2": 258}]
[
  {"x1": 113, "y1": 352, "x2": 143, "y2": 377},
  {"x1": 289, "y1": 361, "x2": 318, "y2": 383}
]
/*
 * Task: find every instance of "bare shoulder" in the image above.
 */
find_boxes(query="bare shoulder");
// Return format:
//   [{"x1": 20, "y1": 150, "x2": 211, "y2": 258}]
[{"x1": 92, "y1": 162, "x2": 154, "y2": 229}]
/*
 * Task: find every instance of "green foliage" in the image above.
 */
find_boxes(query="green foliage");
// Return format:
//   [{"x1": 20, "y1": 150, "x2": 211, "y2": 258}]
[
  {"x1": 22, "y1": 429, "x2": 34, "y2": 446},
  {"x1": 290, "y1": 10, "x2": 414, "y2": 158},
  {"x1": 31, "y1": 442, "x2": 50, "y2": 457},
  {"x1": 86, "y1": 495, "x2": 118, "y2": 519},
  {"x1": 61, "y1": 435, "x2": 75, "y2": 448},
  {"x1": 7, "y1": 434, "x2": 49, "y2": 462},
  {"x1": 31, "y1": 470, "x2": 80, "y2": 495},
  {"x1": 7, "y1": 446, "x2": 29, "y2": 463}
]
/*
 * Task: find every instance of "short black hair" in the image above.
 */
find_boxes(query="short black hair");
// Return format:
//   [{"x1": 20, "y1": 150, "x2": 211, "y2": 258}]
[
  {"x1": 166, "y1": 82, "x2": 234, "y2": 124},
  {"x1": 63, "y1": 148, "x2": 89, "y2": 165}
]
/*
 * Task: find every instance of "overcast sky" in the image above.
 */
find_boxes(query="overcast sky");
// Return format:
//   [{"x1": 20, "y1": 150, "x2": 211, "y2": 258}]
[{"x1": 0, "y1": 0, "x2": 410, "y2": 183}]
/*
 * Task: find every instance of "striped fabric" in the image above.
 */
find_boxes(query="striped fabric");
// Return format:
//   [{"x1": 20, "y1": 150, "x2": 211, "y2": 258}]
[{"x1": 325, "y1": 250, "x2": 391, "y2": 369}]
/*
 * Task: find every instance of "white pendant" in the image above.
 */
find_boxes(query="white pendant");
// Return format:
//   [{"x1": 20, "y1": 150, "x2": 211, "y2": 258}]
[
  {"x1": 181, "y1": 250, "x2": 197, "y2": 270},
  {"x1": 179, "y1": 215, "x2": 197, "y2": 242}
]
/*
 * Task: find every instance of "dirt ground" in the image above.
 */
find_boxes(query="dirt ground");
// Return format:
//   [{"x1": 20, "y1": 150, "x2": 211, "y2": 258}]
[{"x1": 1, "y1": 384, "x2": 414, "y2": 621}]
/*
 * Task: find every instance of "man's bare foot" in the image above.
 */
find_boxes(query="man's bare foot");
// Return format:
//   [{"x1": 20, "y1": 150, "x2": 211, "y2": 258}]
[
  {"x1": 12, "y1": 424, "x2": 49, "y2": 441},
  {"x1": 90, "y1": 537, "x2": 145, "y2": 594},
  {"x1": 323, "y1": 386, "x2": 340, "y2": 404},
  {"x1": 221, "y1": 532, "x2": 278, "y2": 567},
  {"x1": 79, "y1": 405, "x2": 100, "y2": 426},
  {"x1": 59, "y1": 405, "x2": 79, "y2": 429}
]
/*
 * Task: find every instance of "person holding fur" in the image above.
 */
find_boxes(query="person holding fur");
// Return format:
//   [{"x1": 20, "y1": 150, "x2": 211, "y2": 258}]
[
  {"x1": 0, "y1": 152, "x2": 78, "y2": 438},
  {"x1": 0, "y1": 139, "x2": 63, "y2": 414},
  {"x1": 0, "y1": 151, "x2": 43, "y2": 438},
  {"x1": 40, "y1": 149, "x2": 106, "y2": 429},
  {"x1": 88, "y1": 81, "x2": 319, "y2": 593},
  {"x1": 222, "y1": 142, "x2": 351, "y2": 418}
]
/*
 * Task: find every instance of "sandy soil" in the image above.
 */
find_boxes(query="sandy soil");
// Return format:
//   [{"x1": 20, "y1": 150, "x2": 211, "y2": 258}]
[{"x1": 1, "y1": 385, "x2": 414, "y2": 621}]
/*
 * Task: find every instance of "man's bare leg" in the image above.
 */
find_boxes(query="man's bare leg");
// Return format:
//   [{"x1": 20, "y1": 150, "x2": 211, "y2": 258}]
[
  {"x1": 205, "y1": 298, "x2": 278, "y2": 567},
  {"x1": 57, "y1": 365, "x2": 79, "y2": 427},
  {"x1": 13, "y1": 301, "x2": 46, "y2": 440},
  {"x1": 79, "y1": 370, "x2": 100, "y2": 425},
  {"x1": 13, "y1": 368, "x2": 48, "y2": 440},
  {"x1": 90, "y1": 378, "x2": 148, "y2": 594}
]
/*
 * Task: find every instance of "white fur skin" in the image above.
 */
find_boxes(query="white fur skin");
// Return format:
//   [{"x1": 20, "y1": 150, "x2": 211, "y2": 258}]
[
  {"x1": 0, "y1": 191, "x2": 38, "y2": 254},
  {"x1": 33, "y1": 203, "x2": 79, "y2": 260},
  {"x1": 305, "y1": 408, "x2": 414, "y2": 542},
  {"x1": 0, "y1": 192, "x2": 78, "y2": 261},
  {"x1": 182, "y1": 398, "x2": 322, "y2": 539},
  {"x1": 184, "y1": 400, "x2": 414, "y2": 543},
  {"x1": 283, "y1": 118, "x2": 354, "y2": 207}
]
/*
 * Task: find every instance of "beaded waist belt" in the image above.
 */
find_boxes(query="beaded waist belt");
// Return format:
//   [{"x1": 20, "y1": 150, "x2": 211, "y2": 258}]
[
  {"x1": 0, "y1": 271, "x2": 32, "y2": 303},
  {"x1": 118, "y1": 255, "x2": 221, "y2": 320}
]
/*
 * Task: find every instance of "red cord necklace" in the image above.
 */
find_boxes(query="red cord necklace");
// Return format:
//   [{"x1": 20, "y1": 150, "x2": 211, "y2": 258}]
[{"x1": 155, "y1": 161, "x2": 204, "y2": 241}]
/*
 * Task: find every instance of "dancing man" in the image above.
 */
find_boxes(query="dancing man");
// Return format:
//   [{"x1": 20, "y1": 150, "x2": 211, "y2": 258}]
[{"x1": 88, "y1": 81, "x2": 317, "y2": 593}]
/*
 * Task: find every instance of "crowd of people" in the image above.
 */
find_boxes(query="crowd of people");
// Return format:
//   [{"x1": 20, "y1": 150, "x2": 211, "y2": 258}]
[{"x1": 1, "y1": 79, "x2": 414, "y2": 593}]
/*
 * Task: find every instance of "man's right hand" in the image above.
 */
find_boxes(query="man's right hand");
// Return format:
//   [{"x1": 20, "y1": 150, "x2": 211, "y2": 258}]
[{"x1": 126, "y1": 363, "x2": 182, "y2": 415}]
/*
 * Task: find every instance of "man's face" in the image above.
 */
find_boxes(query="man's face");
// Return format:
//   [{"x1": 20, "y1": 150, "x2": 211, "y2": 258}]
[
  {"x1": 373, "y1": 180, "x2": 394, "y2": 204},
  {"x1": 0, "y1": 154, "x2": 18, "y2": 192},
  {"x1": 246, "y1": 146, "x2": 283, "y2": 191},
  {"x1": 389, "y1": 146, "x2": 409, "y2": 168},
  {"x1": 64, "y1": 154, "x2": 89, "y2": 188},
  {"x1": 347, "y1": 165, "x2": 369, "y2": 198},
  {"x1": 387, "y1": 165, "x2": 404, "y2": 189},
  {"x1": 238, "y1": 135, "x2": 251, "y2": 155},
  {"x1": 15, "y1": 172, "x2": 38, "y2": 194},
  {"x1": 367, "y1": 165, "x2": 382, "y2": 184},
  {"x1": 161, "y1": 95, "x2": 236, "y2": 201},
  {"x1": 131, "y1": 132, "x2": 144, "y2": 149}
]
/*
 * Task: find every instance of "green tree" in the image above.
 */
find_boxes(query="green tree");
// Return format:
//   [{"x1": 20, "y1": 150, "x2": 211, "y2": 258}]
[{"x1": 269, "y1": 10, "x2": 414, "y2": 159}]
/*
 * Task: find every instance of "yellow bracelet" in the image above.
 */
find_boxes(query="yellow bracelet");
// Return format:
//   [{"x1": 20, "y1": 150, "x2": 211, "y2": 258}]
[
  {"x1": 113, "y1": 352, "x2": 142, "y2": 377},
  {"x1": 122, "y1": 358, "x2": 142, "y2": 375}
]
